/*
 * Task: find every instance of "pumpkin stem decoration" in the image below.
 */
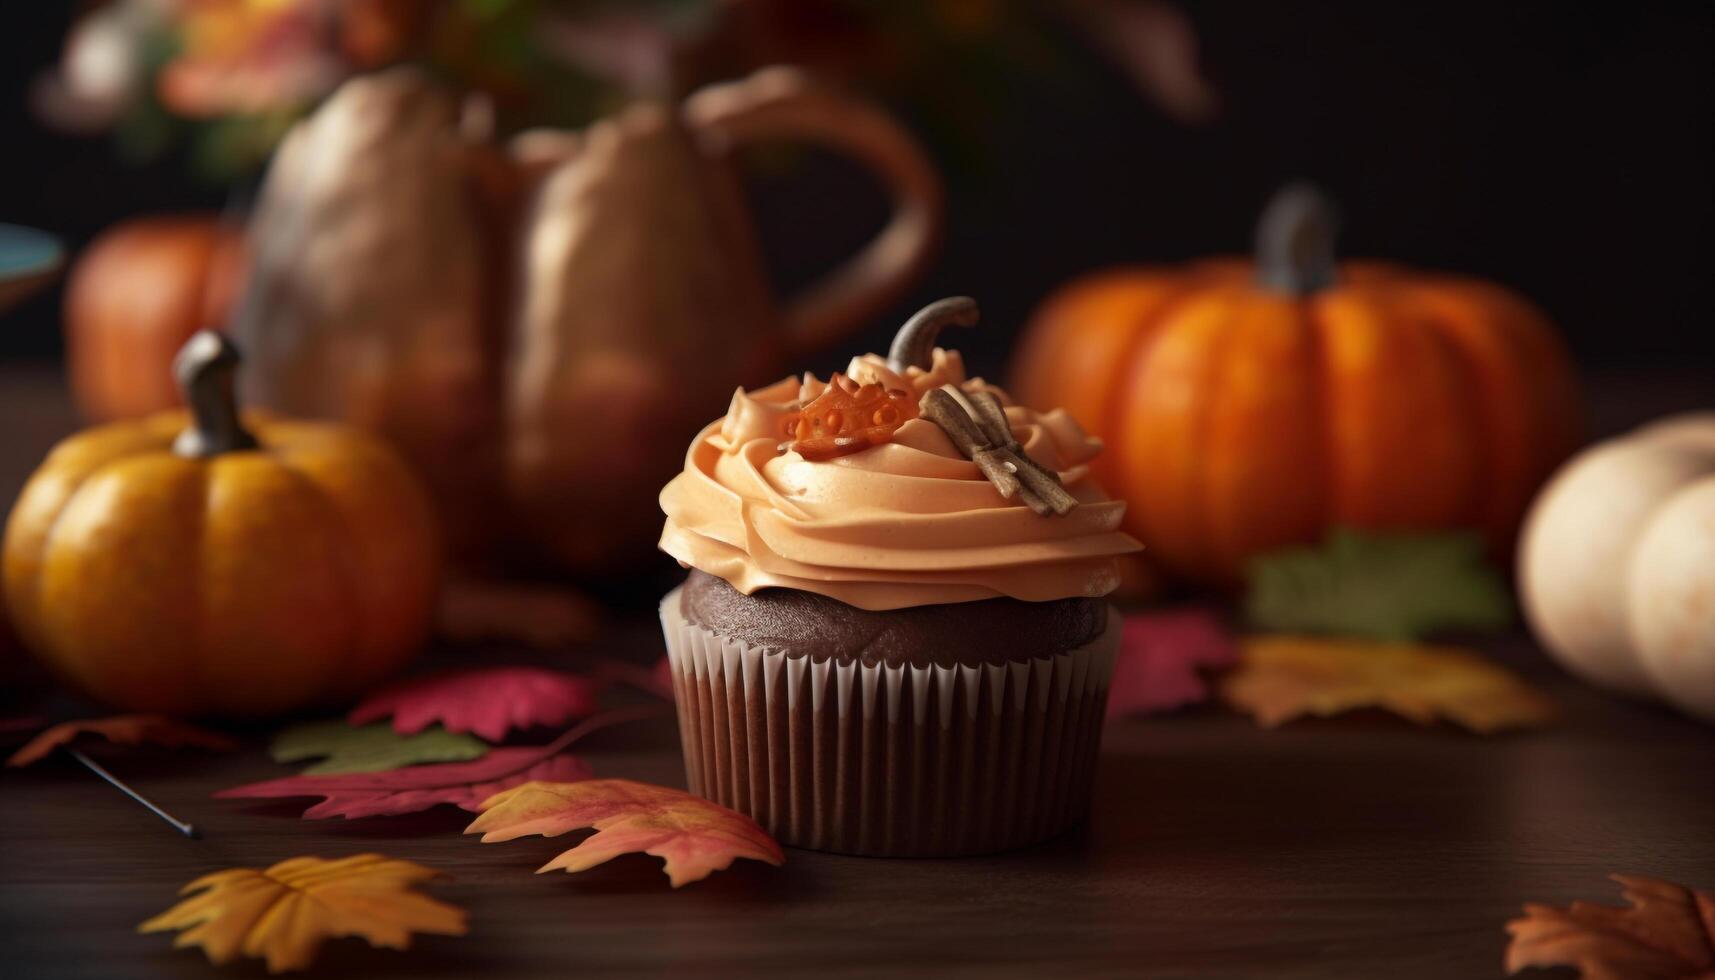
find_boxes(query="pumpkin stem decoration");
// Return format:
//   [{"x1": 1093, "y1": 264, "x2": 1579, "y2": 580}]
[
  {"x1": 921, "y1": 386, "x2": 1078, "y2": 517},
  {"x1": 172, "y1": 330, "x2": 259, "y2": 458},
  {"x1": 887, "y1": 296, "x2": 981, "y2": 373},
  {"x1": 1254, "y1": 183, "x2": 1339, "y2": 294}
]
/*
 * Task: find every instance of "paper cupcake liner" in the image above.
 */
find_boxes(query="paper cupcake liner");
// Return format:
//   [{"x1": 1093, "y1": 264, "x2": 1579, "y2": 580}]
[{"x1": 659, "y1": 586, "x2": 1119, "y2": 857}]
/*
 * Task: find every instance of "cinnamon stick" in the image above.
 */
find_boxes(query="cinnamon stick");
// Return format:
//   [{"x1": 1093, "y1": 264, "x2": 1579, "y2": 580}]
[{"x1": 920, "y1": 387, "x2": 1077, "y2": 517}]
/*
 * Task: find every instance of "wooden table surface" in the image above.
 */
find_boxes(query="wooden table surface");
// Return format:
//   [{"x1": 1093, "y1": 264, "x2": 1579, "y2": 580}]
[{"x1": 2, "y1": 365, "x2": 1713, "y2": 980}]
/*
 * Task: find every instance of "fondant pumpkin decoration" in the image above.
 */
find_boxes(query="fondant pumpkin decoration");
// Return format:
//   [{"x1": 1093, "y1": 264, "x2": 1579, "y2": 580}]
[
  {"x1": 2, "y1": 332, "x2": 439, "y2": 718},
  {"x1": 65, "y1": 214, "x2": 246, "y2": 421},
  {"x1": 1013, "y1": 184, "x2": 1581, "y2": 584},
  {"x1": 233, "y1": 66, "x2": 941, "y2": 572},
  {"x1": 1519, "y1": 414, "x2": 1715, "y2": 722}
]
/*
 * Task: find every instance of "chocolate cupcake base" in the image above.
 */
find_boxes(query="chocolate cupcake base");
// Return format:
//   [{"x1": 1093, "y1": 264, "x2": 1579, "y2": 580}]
[{"x1": 660, "y1": 586, "x2": 1119, "y2": 857}]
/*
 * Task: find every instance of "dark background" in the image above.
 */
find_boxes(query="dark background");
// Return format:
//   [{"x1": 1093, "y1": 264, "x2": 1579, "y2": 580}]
[{"x1": 3, "y1": 2, "x2": 1711, "y2": 382}]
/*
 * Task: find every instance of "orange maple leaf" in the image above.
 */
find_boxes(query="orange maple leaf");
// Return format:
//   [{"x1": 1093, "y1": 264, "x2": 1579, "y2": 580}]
[
  {"x1": 139, "y1": 853, "x2": 467, "y2": 974},
  {"x1": 1506, "y1": 874, "x2": 1715, "y2": 979},
  {"x1": 6, "y1": 714, "x2": 238, "y2": 767},
  {"x1": 1220, "y1": 636, "x2": 1557, "y2": 733},
  {"x1": 466, "y1": 779, "x2": 785, "y2": 888}
]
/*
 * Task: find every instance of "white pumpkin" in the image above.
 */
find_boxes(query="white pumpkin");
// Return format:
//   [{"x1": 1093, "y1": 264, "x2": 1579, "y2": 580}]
[{"x1": 1518, "y1": 413, "x2": 1715, "y2": 721}]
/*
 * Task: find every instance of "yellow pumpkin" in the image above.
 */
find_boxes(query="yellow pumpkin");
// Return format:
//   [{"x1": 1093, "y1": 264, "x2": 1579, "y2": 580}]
[
  {"x1": 1013, "y1": 185, "x2": 1582, "y2": 585},
  {"x1": 1519, "y1": 413, "x2": 1715, "y2": 722},
  {"x1": 2, "y1": 332, "x2": 439, "y2": 718}
]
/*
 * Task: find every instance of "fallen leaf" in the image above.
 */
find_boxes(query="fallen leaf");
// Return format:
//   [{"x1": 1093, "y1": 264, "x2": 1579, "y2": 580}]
[
  {"x1": 7, "y1": 714, "x2": 238, "y2": 767},
  {"x1": 1107, "y1": 609, "x2": 1238, "y2": 719},
  {"x1": 349, "y1": 666, "x2": 605, "y2": 741},
  {"x1": 139, "y1": 853, "x2": 466, "y2": 973},
  {"x1": 1220, "y1": 636, "x2": 1557, "y2": 733},
  {"x1": 1506, "y1": 874, "x2": 1715, "y2": 979},
  {"x1": 466, "y1": 778, "x2": 784, "y2": 888},
  {"x1": 224, "y1": 753, "x2": 593, "y2": 820},
  {"x1": 218, "y1": 711, "x2": 648, "y2": 819},
  {"x1": 1245, "y1": 529, "x2": 1513, "y2": 641},
  {"x1": 271, "y1": 721, "x2": 488, "y2": 775}
]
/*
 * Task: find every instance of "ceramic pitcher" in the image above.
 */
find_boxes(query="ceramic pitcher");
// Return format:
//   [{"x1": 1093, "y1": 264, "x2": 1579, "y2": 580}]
[{"x1": 235, "y1": 65, "x2": 942, "y2": 573}]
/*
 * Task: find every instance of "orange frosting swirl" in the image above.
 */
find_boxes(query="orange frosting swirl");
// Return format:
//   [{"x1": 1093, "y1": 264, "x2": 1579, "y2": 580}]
[{"x1": 658, "y1": 349, "x2": 1142, "y2": 610}]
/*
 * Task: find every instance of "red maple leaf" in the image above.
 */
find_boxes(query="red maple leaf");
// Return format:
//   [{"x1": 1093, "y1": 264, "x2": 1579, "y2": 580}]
[
  {"x1": 348, "y1": 667, "x2": 605, "y2": 741},
  {"x1": 215, "y1": 711, "x2": 650, "y2": 819},
  {"x1": 1106, "y1": 609, "x2": 1238, "y2": 719}
]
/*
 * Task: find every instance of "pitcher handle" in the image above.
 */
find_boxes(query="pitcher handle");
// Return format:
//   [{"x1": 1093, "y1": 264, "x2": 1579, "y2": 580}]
[{"x1": 686, "y1": 67, "x2": 943, "y2": 356}]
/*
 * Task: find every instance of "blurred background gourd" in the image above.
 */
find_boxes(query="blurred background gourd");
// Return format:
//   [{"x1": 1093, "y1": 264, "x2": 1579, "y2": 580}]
[
  {"x1": 233, "y1": 65, "x2": 941, "y2": 574},
  {"x1": 64, "y1": 214, "x2": 245, "y2": 421},
  {"x1": 1519, "y1": 414, "x2": 1715, "y2": 722},
  {"x1": 1012, "y1": 186, "x2": 1582, "y2": 585}
]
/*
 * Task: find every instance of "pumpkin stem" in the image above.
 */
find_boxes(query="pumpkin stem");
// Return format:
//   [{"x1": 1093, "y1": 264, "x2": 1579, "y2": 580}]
[
  {"x1": 173, "y1": 330, "x2": 259, "y2": 458},
  {"x1": 1255, "y1": 183, "x2": 1339, "y2": 294},
  {"x1": 887, "y1": 297, "x2": 980, "y2": 373}
]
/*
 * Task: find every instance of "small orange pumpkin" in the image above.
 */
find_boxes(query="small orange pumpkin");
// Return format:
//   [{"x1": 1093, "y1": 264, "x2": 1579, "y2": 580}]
[
  {"x1": 1014, "y1": 185, "x2": 1581, "y2": 584},
  {"x1": 2, "y1": 332, "x2": 439, "y2": 717},
  {"x1": 65, "y1": 214, "x2": 247, "y2": 421}
]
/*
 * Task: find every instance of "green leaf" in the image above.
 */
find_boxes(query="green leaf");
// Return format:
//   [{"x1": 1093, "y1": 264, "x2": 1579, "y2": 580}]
[
  {"x1": 271, "y1": 721, "x2": 489, "y2": 776},
  {"x1": 1244, "y1": 529, "x2": 1513, "y2": 642}
]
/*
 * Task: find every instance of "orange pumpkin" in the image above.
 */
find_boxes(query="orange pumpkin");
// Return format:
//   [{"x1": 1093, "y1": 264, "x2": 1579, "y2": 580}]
[
  {"x1": 3, "y1": 332, "x2": 438, "y2": 718},
  {"x1": 65, "y1": 214, "x2": 247, "y2": 421},
  {"x1": 1014, "y1": 185, "x2": 1581, "y2": 584}
]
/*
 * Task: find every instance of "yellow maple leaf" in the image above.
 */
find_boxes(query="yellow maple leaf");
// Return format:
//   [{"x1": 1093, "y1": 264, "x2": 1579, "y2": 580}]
[
  {"x1": 139, "y1": 853, "x2": 467, "y2": 973},
  {"x1": 467, "y1": 779, "x2": 785, "y2": 888},
  {"x1": 1221, "y1": 635, "x2": 1558, "y2": 733}
]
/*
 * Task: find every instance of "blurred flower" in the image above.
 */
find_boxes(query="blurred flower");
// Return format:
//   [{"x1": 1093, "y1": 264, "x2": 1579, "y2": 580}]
[
  {"x1": 34, "y1": 0, "x2": 446, "y2": 175},
  {"x1": 32, "y1": 0, "x2": 1216, "y2": 181},
  {"x1": 31, "y1": 0, "x2": 163, "y2": 132},
  {"x1": 32, "y1": 0, "x2": 434, "y2": 125},
  {"x1": 157, "y1": 0, "x2": 347, "y2": 118}
]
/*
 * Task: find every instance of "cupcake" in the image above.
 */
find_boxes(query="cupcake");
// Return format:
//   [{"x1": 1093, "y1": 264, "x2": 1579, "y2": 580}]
[{"x1": 658, "y1": 297, "x2": 1141, "y2": 856}]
